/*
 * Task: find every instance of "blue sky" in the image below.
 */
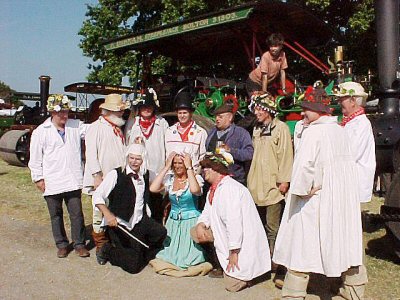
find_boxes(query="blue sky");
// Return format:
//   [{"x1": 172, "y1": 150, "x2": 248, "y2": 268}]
[{"x1": 1, "y1": 0, "x2": 98, "y2": 94}]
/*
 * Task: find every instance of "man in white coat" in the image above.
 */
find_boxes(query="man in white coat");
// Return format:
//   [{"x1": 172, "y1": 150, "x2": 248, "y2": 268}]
[
  {"x1": 193, "y1": 152, "x2": 271, "y2": 292},
  {"x1": 29, "y1": 94, "x2": 89, "y2": 258},
  {"x1": 165, "y1": 91, "x2": 207, "y2": 171},
  {"x1": 335, "y1": 81, "x2": 376, "y2": 203},
  {"x1": 83, "y1": 93, "x2": 130, "y2": 263},
  {"x1": 273, "y1": 87, "x2": 366, "y2": 299},
  {"x1": 336, "y1": 81, "x2": 375, "y2": 300}
]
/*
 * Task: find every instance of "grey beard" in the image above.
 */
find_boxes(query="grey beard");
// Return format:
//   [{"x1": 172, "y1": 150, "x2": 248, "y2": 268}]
[{"x1": 107, "y1": 114, "x2": 126, "y2": 127}]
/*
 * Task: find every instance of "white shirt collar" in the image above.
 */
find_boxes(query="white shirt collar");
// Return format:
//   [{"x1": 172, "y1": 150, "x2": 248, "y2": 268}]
[
  {"x1": 310, "y1": 115, "x2": 338, "y2": 126},
  {"x1": 125, "y1": 165, "x2": 143, "y2": 179},
  {"x1": 42, "y1": 117, "x2": 54, "y2": 128}
]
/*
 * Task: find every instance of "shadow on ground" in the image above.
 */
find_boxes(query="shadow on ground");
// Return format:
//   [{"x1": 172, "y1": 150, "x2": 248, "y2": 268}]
[{"x1": 366, "y1": 231, "x2": 400, "y2": 264}]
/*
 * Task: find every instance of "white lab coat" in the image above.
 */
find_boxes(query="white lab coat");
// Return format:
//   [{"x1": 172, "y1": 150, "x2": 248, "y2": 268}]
[
  {"x1": 28, "y1": 118, "x2": 87, "y2": 196},
  {"x1": 126, "y1": 116, "x2": 169, "y2": 183},
  {"x1": 83, "y1": 116, "x2": 126, "y2": 193},
  {"x1": 273, "y1": 116, "x2": 363, "y2": 277},
  {"x1": 198, "y1": 176, "x2": 271, "y2": 281},
  {"x1": 165, "y1": 121, "x2": 207, "y2": 170},
  {"x1": 344, "y1": 114, "x2": 376, "y2": 202}
]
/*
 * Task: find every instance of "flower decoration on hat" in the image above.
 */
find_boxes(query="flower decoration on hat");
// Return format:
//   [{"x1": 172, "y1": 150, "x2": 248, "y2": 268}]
[
  {"x1": 223, "y1": 95, "x2": 239, "y2": 114},
  {"x1": 132, "y1": 88, "x2": 159, "y2": 107},
  {"x1": 299, "y1": 83, "x2": 333, "y2": 114},
  {"x1": 47, "y1": 94, "x2": 72, "y2": 112},
  {"x1": 303, "y1": 86, "x2": 331, "y2": 106},
  {"x1": 205, "y1": 151, "x2": 234, "y2": 167},
  {"x1": 333, "y1": 81, "x2": 368, "y2": 101},
  {"x1": 148, "y1": 88, "x2": 159, "y2": 107},
  {"x1": 248, "y1": 92, "x2": 277, "y2": 115}
]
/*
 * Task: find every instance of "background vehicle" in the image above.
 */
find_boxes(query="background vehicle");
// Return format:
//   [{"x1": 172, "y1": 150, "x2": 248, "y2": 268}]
[
  {"x1": 106, "y1": 0, "x2": 400, "y2": 258},
  {"x1": 104, "y1": 1, "x2": 338, "y2": 133},
  {"x1": 0, "y1": 77, "x2": 135, "y2": 167}
]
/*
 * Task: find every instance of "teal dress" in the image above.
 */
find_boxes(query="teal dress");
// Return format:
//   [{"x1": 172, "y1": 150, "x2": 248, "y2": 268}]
[{"x1": 156, "y1": 174, "x2": 206, "y2": 269}]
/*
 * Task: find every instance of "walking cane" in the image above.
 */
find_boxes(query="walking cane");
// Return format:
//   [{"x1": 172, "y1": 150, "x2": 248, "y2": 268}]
[{"x1": 117, "y1": 224, "x2": 150, "y2": 249}]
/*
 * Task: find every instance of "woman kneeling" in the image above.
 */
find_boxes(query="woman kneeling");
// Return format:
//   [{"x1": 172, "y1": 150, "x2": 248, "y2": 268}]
[{"x1": 149, "y1": 152, "x2": 212, "y2": 277}]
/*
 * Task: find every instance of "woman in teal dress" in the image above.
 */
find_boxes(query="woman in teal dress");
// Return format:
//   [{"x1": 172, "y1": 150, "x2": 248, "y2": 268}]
[{"x1": 149, "y1": 152, "x2": 211, "y2": 276}]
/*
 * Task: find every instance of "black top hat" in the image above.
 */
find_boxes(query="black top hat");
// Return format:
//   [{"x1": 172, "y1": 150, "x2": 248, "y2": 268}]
[
  {"x1": 138, "y1": 92, "x2": 157, "y2": 108},
  {"x1": 174, "y1": 91, "x2": 195, "y2": 111}
]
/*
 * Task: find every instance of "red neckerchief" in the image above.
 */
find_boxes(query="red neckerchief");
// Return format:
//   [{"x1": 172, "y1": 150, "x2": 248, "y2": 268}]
[
  {"x1": 208, "y1": 175, "x2": 227, "y2": 205},
  {"x1": 103, "y1": 116, "x2": 125, "y2": 144},
  {"x1": 177, "y1": 120, "x2": 194, "y2": 142},
  {"x1": 139, "y1": 115, "x2": 156, "y2": 139},
  {"x1": 341, "y1": 107, "x2": 365, "y2": 127}
]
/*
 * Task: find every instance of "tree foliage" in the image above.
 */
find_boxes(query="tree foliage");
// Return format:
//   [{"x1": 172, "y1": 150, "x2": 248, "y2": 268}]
[
  {"x1": 0, "y1": 81, "x2": 14, "y2": 100},
  {"x1": 79, "y1": 0, "x2": 377, "y2": 86}
]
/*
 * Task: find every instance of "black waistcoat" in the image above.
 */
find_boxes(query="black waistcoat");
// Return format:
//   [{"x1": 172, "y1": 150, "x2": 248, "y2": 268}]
[{"x1": 108, "y1": 168, "x2": 136, "y2": 223}]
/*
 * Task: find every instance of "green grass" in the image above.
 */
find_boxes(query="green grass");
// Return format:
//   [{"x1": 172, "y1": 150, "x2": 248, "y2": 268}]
[{"x1": 0, "y1": 159, "x2": 399, "y2": 299}]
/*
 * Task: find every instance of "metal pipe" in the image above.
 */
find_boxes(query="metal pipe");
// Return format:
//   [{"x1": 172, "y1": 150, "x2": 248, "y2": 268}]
[
  {"x1": 374, "y1": 0, "x2": 400, "y2": 116},
  {"x1": 39, "y1": 75, "x2": 51, "y2": 117},
  {"x1": 284, "y1": 42, "x2": 328, "y2": 74},
  {"x1": 293, "y1": 41, "x2": 330, "y2": 71}
]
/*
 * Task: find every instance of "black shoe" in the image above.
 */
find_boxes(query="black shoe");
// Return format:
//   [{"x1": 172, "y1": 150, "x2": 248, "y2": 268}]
[
  {"x1": 97, "y1": 243, "x2": 111, "y2": 265},
  {"x1": 273, "y1": 265, "x2": 287, "y2": 289}
]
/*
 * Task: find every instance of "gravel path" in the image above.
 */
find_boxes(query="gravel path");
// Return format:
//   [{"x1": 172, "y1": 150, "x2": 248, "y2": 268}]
[{"x1": 0, "y1": 215, "x2": 346, "y2": 300}]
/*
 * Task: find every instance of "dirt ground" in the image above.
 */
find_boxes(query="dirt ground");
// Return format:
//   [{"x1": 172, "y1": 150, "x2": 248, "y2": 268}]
[
  {"x1": 0, "y1": 160, "x2": 399, "y2": 299},
  {"x1": 0, "y1": 214, "x2": 353, "y2": 300}
]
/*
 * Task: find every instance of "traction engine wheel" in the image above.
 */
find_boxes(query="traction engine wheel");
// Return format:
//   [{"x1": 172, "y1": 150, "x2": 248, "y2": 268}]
[{"x1": 0, "y1": 130, "x2": 31, "y2": 167}]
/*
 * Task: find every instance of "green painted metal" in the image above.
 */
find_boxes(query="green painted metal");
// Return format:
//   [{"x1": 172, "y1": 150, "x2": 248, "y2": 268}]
[
  {"x1": 105, "y1": 8, "x2": 253, "y2": 51},
  {"x1": 194, "y1": 85, "x2": 248, "y2": 121},
  {"x1": 0, "y1": 116, "x2": 15, "y2": 137}
]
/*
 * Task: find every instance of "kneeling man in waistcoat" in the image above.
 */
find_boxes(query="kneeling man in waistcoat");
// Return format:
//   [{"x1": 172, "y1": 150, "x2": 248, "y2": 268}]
[{"x1": 92, "y1": 143, "x2": 167, "y2": 274}]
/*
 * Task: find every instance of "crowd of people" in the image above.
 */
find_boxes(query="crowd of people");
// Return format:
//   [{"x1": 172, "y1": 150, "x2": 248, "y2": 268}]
[{"x1": 28, "y1": 36, "x2": 376, "y2": 300}]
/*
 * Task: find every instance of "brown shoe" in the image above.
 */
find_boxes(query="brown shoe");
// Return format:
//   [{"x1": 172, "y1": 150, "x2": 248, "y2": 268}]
[
  {"x1": 57, "y1": 247, "x2": 69, "y2": 258},
  {"x1": 208, "y1": 267, "x2": 224, "y2": 278},
  {"x1": 75, "y1": 247, "x2": 90, "y2": 258},
  {"x1": 273, "y1": 274, "x2": 284, "y2": 289}
]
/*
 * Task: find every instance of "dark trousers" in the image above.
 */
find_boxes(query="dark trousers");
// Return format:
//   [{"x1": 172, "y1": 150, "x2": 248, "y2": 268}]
[
  {"x1": 44, "y1": 189, "x2": 86, "y2": 249},
  {"x1": 107, "y1": 214, "x2": 167, "y2": 274},
  {"x1": 246, "y1": 77, "x2": 262, "y2": 98},
  {"x1": 148, "y1": 192, "x2": 164, "y2": 223},
  {"x1": 257, "y1": 201, "x2": 285, "y2": 254}
]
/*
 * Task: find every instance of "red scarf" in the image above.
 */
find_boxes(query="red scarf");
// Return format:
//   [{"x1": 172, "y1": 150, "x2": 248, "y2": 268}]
[
  {"x1": 177, "y1": 121, "x2": 194, "y2": 142},
  {"x1": 103, "y1": 116, "x2": 125, "y2": 144},
  {"x1": 341, "y1": 107, "x2": 365, "y2": 127},
  {"x1": 208, "y1": 175, "x2": 227, "y2": 205},
  {"x1": 139, "y1": 115, "x2": 156, "y2": 139}
]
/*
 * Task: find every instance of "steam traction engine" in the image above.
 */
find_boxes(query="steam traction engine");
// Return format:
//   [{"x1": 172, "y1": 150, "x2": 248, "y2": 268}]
[{"x1": 369, "y1": 0, "x2": 400, "y2": 258}]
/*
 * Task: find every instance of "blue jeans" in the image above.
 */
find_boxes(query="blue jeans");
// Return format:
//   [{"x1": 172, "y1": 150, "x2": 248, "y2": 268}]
[{"x1": 44, "y1": 189, "x2": 86, "y2": 249}]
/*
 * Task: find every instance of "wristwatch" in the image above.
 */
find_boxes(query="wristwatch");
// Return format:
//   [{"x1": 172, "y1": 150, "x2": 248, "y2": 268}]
[{"x1": 187, "y1": 167, "x2": 193, "y2": 170}]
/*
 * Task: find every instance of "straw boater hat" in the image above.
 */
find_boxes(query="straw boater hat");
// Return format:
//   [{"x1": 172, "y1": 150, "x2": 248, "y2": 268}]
[
  {"x1": 301, "y1": 86, "x2": 332, "y2": 114},
  {"x1": 248, "y1": 93, "x2": 278, "y2": 115},
  {"x1": 47, "y1": 94, "x2": 72, "y2": 112},
  {"x1": 334, "y1": 82, "x2": 368, "y2": 102},
  {"x1": 99, "y1": 94, "x2": 130, "y2": 111}
]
